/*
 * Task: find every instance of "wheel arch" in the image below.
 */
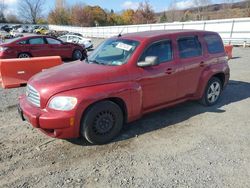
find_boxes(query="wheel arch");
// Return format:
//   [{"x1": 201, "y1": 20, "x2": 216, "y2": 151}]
[
  {"x1": 196, "y1": 71, "x2": 226, "y2": 99},
  {"x1": 212, "y1": 72, "x2": 225, "y2": 87},
  {"x1": 18, "y1": 52, "x2": 32, "y2": 58},
  {"x1": 72, "y1": 48, "x2": 84, "y2": 60},
  {"x1": 80, "y1": 97, "x2": 128, "y2": 125}
]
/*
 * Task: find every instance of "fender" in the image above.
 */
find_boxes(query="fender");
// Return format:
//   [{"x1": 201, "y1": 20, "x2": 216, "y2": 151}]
[
  {"x1": 195, "y1": 63, "x2": 229, "y2": 99},
  {"x1": 47, "y1": 81, "x2": 143, "y2": 137}
]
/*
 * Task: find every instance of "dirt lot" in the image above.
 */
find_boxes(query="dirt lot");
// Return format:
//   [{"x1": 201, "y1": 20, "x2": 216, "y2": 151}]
[{"x1": 0, "y1": 46, "x2": 250, "y2": 188}]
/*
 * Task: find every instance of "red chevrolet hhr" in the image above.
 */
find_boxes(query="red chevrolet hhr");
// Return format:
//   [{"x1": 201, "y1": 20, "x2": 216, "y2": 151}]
[{"x1": 18, "y1": 30, "x2": 230, "y2": 144}]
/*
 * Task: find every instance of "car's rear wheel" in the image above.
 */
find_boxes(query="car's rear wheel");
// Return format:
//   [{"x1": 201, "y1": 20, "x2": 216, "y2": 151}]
[
  {"x1": 81, "y1": 101, "x2": 124, "y2": 145},
  {"x1": 72, "y1": 49, "x2": 83, "y2": 60},
  {"x1": 201, "y1": 77, "x2": 222, "y2": 106},
  {"x1": 18, "y1": 53, "x2": 30, "y2": 58}
]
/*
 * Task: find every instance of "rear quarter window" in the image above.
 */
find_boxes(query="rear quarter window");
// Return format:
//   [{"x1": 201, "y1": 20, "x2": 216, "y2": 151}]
[
  {"x1": 17, "y1": 40, "x2": 27, "y2": 45},
  {"x1": 178, "y1": 36, "x2": 202, "y2": 58},
  {"x1": 204, "y1": 34, "x2": 224, "y2": 54}
]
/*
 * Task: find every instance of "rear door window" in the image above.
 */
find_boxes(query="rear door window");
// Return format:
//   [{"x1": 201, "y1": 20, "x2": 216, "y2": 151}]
[
  {"x1": 139, "y1": 40, "x2": 173, "y2": 63},
  {"x1": 204, "y1": 34, "x2": 224, "y2": 54},
  {"x1": 178, "y1": 36, "x2": 202, "y2": 58},
  {"x1": 29, "y1": 38, "x2": 45, "y2": 45},
  {"x1": 46, "y1": 38, "x2": 61, "y2": 45}
]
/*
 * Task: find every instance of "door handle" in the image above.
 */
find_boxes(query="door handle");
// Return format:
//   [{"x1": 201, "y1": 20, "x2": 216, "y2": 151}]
[
  {"x1": 17, "y1": 71, "x2": 25, "y2": 74},
  {"x1": 165, "y1": 68, "x2": 173, "y2": 74},
  {"x1": 200, "y1": 61, "x2": 205, "y2": 67}
]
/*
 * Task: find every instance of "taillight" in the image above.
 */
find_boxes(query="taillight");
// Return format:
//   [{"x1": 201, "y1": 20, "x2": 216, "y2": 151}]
[{"x1": 0, "y1": 46, "x2": 9, "y2": 52}]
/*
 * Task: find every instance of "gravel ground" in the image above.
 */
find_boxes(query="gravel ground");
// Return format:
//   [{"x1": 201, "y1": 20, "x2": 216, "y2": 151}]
[{"x1": 0, "y1": 45, "x2": 250, "y2": 188}]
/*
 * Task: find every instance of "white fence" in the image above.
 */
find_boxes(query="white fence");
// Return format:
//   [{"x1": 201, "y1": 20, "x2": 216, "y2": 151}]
[{"x1": 49, "y1": 17, "x2": 250, "y2": 45}]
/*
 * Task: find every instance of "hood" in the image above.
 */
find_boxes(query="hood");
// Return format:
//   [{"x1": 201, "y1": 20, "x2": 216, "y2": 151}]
[{"x1": 28, "y1": 60, "x2": 129, "y2": 106}]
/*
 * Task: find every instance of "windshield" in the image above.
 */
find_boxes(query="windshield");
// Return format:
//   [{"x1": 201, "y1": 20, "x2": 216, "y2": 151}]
[{"x1": 88, "y1": 38, "x2": 139, "y2": 66}]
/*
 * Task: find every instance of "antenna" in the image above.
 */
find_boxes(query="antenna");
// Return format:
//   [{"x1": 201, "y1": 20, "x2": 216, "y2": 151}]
[{"x1": 118, "y1": 27, "x2": 125, "y2": 37}]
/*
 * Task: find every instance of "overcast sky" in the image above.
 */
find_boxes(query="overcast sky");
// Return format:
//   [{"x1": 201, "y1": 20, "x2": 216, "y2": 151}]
[{"x1": 5, "y1": 0, "x2": 237, "y2": 16}]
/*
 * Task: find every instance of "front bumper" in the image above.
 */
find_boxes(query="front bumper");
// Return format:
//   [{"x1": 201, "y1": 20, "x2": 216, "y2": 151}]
[
  {"x1": 18, "y1": 95, "x2": 80, "y2": 139},
  {"x1": 0, "y1": 52, "x2": 14, "y2": 59}
]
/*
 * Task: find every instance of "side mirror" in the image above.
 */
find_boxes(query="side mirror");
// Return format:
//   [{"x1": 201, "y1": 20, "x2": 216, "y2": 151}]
[{"x1": 137, "y1": 56, "x2": 159, "y2": 67}]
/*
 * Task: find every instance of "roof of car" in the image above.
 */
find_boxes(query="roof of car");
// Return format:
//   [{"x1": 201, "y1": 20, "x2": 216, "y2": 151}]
[
  {"x1": 119, "y1": 29, "x2": 216, "y2": 41},
  {"x1": 6, "y1": 35, "x2": 54, "y2": 43}
]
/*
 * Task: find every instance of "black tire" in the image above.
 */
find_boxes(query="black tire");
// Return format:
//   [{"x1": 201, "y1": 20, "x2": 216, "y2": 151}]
[
  {"x1": 81, "y1": 101, "x2": 124, "y2": 145},
  {"x1": 18, "y1": 53, "x2": 31, "y2": 58},
  {"x1": 200, "y1": 77, "x2": 222, "y2": 106},
  {"x1": 72, "y1": 49, "x2": 83, "y2": 60}
]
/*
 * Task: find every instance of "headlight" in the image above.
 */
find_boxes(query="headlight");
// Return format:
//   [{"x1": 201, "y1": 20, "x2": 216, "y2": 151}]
[{"x1": 49, "y1": 96, "x2": 77, "y2": 111}]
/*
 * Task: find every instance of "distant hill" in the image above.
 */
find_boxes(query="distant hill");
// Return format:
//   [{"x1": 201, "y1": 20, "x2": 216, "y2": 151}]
[{"x1": 156, "y1": 1, "x2": 250, "y2": 23}]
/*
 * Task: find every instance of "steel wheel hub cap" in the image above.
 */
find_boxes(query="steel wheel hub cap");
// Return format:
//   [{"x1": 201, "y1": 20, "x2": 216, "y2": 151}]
[
  {"x1": 19, "y1": 54, "x2": 29, "y2": 58},
  {"x1": 93, "y1": 112, "x2": 115, "y2": 135}
]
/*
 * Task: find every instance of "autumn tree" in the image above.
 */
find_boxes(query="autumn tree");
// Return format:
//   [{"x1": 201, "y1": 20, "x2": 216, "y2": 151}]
[
  {"x1": 0, "y1": 0, "x2": 6, "y2": 23},
  {"x1": 223, "y1": 0, "x2": 234, "y2": 18},
  {"x1": 91, "y1": 6, "x2": 107, "y2": 26},
  {"x1": 48, "y1": 0, "x2": 71, "y2": 25},
  {"x1": 70, "y1": 3, "x2": 90, "y2": 26},
  {"x1": 18, "y1": 0, "x2": 46, "y2": 24},
  {"x1": 121, "y1": 9, "x2": 135, "y2": 25},
  {"x1": 6, "y1": 14, "x2": 22, "y2": 23},
  {"x1": 181, "y1": 11, "x2": 192, "y2": 22},
  {"x1": 193, "y1": 0, "x2": 211, "y2": 20},
  {"x1": 168, "y1": 0, "x2": 177, "y2": 22},
  {"x1": 133, "y1": 1, "x2": 155, "y2": 24},
  {"x1": 160, "y1": 12, "x2": 168, "y2": 23},
  {"x1": 246, "y1": 0, "x2": 250, "y2": 17}
]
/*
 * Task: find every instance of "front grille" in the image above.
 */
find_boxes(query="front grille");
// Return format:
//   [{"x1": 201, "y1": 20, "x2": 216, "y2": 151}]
[{"x1": 26, "y1": 85, "x2": 40, "y2": 107}]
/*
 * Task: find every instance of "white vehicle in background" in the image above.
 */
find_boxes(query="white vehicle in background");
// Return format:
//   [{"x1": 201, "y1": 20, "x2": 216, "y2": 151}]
[
  {"x1": 58, "y1": 34, "x2": 93, "y2": 50},
  {"x1": 9, "y1": 30, "x2": 23, "y2": 38},
  {"x1": 17, "y1": 26, "x2": 29, "y2": 33}
]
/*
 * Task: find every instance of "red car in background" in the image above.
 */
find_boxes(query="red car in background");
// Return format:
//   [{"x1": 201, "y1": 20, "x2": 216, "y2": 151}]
[{"x1": 0, "y1": 35, "x2": 87, "y2": 60}]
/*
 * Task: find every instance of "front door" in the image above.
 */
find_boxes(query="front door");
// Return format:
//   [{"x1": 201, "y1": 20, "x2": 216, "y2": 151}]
[{"x1": 137, "y1": 39, "x2": 178, "y2": 110}]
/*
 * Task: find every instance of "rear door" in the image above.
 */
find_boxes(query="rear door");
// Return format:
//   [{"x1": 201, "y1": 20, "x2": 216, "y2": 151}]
[
  {"x1": 175, "y1": 35, "x2": 205, "y2": 99},
  {"x1": 28, "y1": 37, "x2": 50, "y2": 57},
  {"x1": 45, "y1": 37, "x2": 72, "y2": 58}
]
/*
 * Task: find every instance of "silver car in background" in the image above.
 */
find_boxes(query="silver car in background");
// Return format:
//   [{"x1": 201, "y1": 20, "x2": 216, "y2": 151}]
[{"x1": 58, "y1": 34, "x2": 93, "y2": 50}]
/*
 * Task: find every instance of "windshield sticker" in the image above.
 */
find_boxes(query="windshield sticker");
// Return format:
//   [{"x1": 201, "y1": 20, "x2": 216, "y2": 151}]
[{"x1": 116, "y1": 42, "x2": 133, "y2": 51}]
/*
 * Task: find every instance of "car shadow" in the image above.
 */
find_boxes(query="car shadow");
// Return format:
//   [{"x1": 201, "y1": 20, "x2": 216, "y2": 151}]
[
  {"x1": 67, "y1": 80, "x2": 250, "y2": 146},
  {"x1": 231, "y1": 56, "x2": 241, "y2": 60}
]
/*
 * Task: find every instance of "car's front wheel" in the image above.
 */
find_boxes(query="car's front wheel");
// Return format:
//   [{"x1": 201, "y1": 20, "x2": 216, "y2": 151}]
[
  {"x1": 81, "y1": 101, "x2": 124, "y2": 145},
  {"x1": 201, "y1": 77, "x2": 222, "y2": 106},
  {"x1": 72, "y1": 49, "x2": 83, "y2": 60}
]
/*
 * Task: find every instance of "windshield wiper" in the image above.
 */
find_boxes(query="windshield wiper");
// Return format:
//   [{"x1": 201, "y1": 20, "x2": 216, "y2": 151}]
[{"x1": 89, "y1": 59, "x2": 106, "y2": 65}]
